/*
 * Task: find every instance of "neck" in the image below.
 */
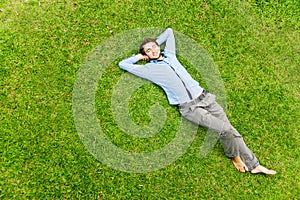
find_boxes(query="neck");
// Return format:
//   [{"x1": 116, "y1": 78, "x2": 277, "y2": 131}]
[{"x1": 157, "y1": 54, "x2": 163, "y2": 60}]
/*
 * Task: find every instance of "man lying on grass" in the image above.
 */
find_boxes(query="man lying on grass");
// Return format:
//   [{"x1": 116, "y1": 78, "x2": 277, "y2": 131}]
[{"x1": 119, "y1": 28, "x2": 276, "y2": 175}]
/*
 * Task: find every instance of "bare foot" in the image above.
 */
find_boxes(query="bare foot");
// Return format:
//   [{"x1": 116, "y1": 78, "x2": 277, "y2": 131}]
[
  {"x1": 232, "y1": 156, "x2": 249, "y2": 173},
  {"x1": 251, "y1": 165, "x2": 277, "y2": 175}
]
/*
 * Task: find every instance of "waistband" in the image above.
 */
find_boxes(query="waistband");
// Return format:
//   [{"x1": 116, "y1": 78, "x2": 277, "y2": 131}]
[{"x1": 179, "y1": 89, "x2": 207, "y2": 108}]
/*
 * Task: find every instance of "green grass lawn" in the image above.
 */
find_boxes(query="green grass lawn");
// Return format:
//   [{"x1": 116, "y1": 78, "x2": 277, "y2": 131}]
[{"x1": 1, "y1": 0, "x2": 299, "y2": 199}]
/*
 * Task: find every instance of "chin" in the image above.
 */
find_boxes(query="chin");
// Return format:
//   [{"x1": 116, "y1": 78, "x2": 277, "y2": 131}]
[{"x1": 153, "y1": 54, "x2": 161, "y2": 59}]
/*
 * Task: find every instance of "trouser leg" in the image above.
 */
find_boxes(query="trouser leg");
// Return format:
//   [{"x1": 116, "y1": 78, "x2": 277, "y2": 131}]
[{"x1": 179, "y1": 93, "x2": 259, "y2": 170}]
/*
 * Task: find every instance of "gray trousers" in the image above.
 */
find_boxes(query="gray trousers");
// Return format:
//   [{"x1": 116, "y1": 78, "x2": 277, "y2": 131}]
[{"x1": 179, "y1": 92, "x2": 259, "y2": 171}]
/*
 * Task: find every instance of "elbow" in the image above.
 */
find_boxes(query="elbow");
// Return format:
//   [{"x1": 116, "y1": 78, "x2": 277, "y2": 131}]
[
  {"x1": 118, "y1": 61, "x2": 125, "y2": 69},
  {"x1": 166, "y1": 27, "x2": 173, "y2": 32},
  {"x1": 166, "y1": 27, "x2": 173, "y2": 34}
]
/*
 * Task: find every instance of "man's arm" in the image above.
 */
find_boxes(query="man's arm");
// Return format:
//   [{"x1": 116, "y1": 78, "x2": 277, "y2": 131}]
[
  {"x1": 118, "y1": 54, "x2": 150, "y2": 78},
  {"x1": 156, "y1": 28, "x2": 176, "y2": 55},
  {"x1": 119, "y1": 54, "x2": 148, "y2": 70}
]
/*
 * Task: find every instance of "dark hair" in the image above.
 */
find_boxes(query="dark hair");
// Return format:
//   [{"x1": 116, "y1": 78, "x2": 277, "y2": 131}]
[{"x1": 139, "y1": 38, "x2": 158, "y2": 55}]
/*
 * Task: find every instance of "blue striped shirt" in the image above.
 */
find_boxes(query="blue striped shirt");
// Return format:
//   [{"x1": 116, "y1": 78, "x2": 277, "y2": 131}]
[{"x1": 119, "y1": 28, "x2": 203, "y2": 105}]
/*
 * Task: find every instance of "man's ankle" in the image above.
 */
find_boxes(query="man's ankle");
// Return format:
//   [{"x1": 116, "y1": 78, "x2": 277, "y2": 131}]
[{"x1": 232, "y1": 156, "x2": 242, "y2": 162}]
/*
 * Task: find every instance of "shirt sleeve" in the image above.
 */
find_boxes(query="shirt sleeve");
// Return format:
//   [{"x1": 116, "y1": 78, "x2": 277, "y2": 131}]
[
  {"x1": 156, "y1": 28, "x2": 176, "y2": 55},
  {"x1": 118, "y1": 55, "x2": 149, "y2": 78},
  {"x1": 119, "y1": 55, "x2": 140, "y2": 71}
]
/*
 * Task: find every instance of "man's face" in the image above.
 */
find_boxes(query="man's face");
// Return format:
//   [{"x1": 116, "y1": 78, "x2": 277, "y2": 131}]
[{"x1": 143, "y1": 42, "x2": 161, "y2": 59}]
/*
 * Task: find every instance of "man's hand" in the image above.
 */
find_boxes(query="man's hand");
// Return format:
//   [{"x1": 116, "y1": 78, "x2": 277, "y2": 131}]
[{"x1": 137, "y1": 54, "x2": 149, "y2": 61}]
